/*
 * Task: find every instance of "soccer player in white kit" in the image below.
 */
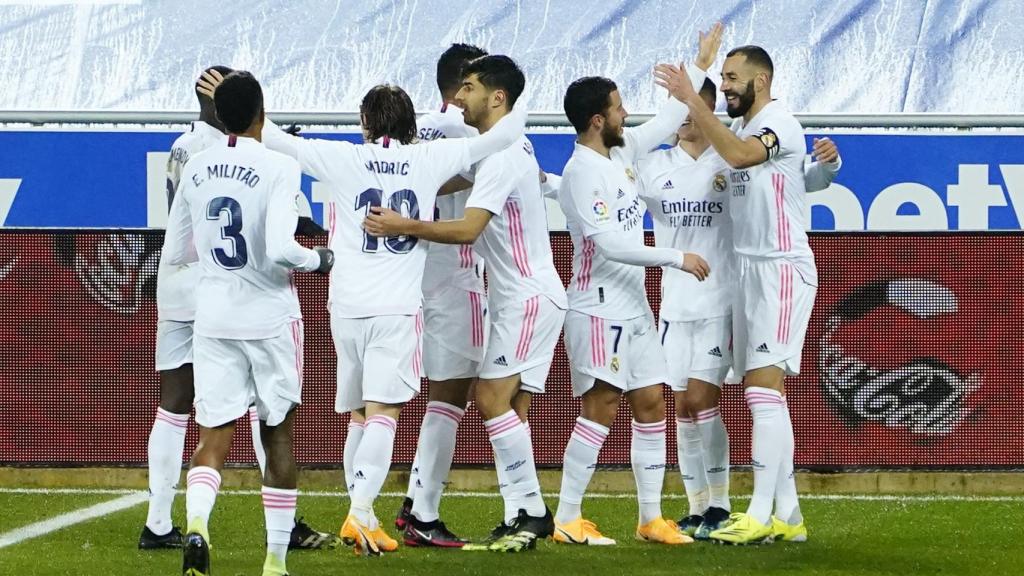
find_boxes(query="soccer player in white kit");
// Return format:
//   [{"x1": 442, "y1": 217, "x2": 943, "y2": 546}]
[
  {"x1": 260, "y1": 83, "x2": 526, "y2": 556},
  {"x1": 161, "y1": 71, "x2": 334, "y2": 576},
  {"x1": 392, "y1": 43, "x2": 490, "y2": 548},
  {"x1": 365, "y1": 55, "x2": 566, "y2": 552},
  {"x1": 143, "y1": 66, "x2": 334, "y2": 553},
  {"x1": 639, "y1": 77, "x2": 842, "y2": 540},
  {"x1": 551, "y1": 26, "x2": 721, "y2": 547},
  {"x1": 677, "y1": 45, "x2": 820, "y2": 544}
]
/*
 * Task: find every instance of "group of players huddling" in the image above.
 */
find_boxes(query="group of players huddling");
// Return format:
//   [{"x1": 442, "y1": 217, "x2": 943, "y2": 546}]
[{"x1": 142, "y1": 23, "x2": 843, "y2": 576}]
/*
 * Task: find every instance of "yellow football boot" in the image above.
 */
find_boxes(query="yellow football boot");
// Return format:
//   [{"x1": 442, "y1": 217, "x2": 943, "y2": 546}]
[
  {"x1": 635, "y1": 517, "x2": 693, "y2": 545},
  {"x1": 771, "y1": 516, "x2": 808, "y2": 542},
  {"x1": 709, "y1": 512, "x2": 773, "y2": 545},
  {"x1": 553, "y1": 517, "x2": 617, "y2": 546}
]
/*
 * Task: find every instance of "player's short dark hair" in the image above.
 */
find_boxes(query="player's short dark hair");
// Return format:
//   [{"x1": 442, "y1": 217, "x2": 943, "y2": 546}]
[
  {"x1": 196, "y1": 65, "x2": 233, "y2": 104},
  {"x1": 462, "y1": 55, "x2": 525, "y2": 109},
  {"x1": 726, "y1": 45, "x2": 774, "y2": 79},
  {"x1": 437, "y1": 43, "x2": 488, "y2": 97},
  {"x1": 563, "y1": 76, "x2": 618, "y2": 134},
  {"x1": 360, "y1": 84, "x2": 417, "y2": 144},
  {"x1": 699, "y1": 77, "x2": 717, "y2": 105},
  {"x1": 214, "y1": 71, "x2": 263, "y2": 134}
]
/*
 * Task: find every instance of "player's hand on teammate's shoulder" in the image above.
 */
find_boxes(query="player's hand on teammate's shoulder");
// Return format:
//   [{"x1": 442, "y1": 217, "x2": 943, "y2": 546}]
[
  {"x1": 812, "y1": 137, "x2": 840, "y2": 164},
  {"x1": 681, "y1": 252, "x2": 710, "y2": 281},
  {"x1": 363, "y1": 206, "x2": 410, "y2": 237},
  {"x1": 695, "y1": 22, "x2": 724, "y2": 71},
  {"x1": 196, "y1": 68, "x2": 226, "y2": 98},
  {"x1": 312, "y1": 246, "x2": 334, "y2": 274}
]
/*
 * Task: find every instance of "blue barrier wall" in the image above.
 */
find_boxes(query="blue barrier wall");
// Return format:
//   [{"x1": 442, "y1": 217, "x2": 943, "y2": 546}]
[{"x1": 0, "y1": 129, "x2": 1021, "y2": 231}]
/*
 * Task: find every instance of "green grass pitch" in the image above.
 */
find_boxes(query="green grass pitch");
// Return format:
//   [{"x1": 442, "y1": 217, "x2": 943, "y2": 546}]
[{"x1": 1, "y1": 491, "x2": 1021, "y2": 575}]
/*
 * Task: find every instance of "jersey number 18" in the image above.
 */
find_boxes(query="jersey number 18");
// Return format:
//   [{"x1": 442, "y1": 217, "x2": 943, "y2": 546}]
[{"x1": 356, "y1": 188, "x2": 420, "y2": 254}]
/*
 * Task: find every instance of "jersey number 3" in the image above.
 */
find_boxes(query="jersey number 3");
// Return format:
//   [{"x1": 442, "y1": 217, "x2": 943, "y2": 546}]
[
  {"x1": 206, "y1": 196, "x2": 248, "y2": 269},
  {"x1": 355, "y1": 188, "x2": 420, "y2": 254}
]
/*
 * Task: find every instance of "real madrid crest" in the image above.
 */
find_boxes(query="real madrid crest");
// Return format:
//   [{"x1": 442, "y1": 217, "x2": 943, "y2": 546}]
[
  {"x1": 713, "y1": 173, "x2": 728, "y2": 193},
  {"x1": 610, "y1": 357, "x2": 620, "y2": 373},
  {"x1": 625, "y1": 167, "x2": 636, "y2": 183}
]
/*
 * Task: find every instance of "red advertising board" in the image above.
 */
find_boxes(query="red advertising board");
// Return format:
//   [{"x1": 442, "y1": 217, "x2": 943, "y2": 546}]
[{"x1": 0, "y1": 231, "x2": 1019, "y2": 468}]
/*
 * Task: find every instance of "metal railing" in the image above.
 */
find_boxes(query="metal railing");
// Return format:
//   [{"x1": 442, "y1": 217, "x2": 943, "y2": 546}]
[{"x1": 0, "y1": 110, "x2": 1021, "y2": 128}]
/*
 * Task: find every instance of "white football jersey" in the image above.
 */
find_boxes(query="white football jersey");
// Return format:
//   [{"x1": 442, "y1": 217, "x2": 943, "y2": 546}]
[
  {"x1": 157, "y1": 120, "x2": 224, "y2": 322},
  {"x1": 162, "y1": 136, "x2": 319, "y2": 340},
  {"x1": 417, "y1": 104, "x2": 485, "y2": 296},
  {"x1": 265, "y1": 129, "x2": 476, "y2": 318},
  {"x1": 639, "y1": 146, "x2": 735, "y2": 321},
  {"x1": 465, "y1": 136, "x2": 568, "y2": 312},
  {"x1": 728, "y1": 101, "x2": 817, "y2": 283}
]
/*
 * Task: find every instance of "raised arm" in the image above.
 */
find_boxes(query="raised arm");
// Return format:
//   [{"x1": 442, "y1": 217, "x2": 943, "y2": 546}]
[
  {"x1": 262, "y1": 119, "x2": 356, "y2": 184},
  {"x1": 624, "y1": 24, "x2": 721, "y2": 159}
]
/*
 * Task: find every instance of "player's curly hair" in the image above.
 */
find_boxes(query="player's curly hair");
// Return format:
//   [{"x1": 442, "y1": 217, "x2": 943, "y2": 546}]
[{"x1": 360, "y1": 84, "x2": 417, "y2": 145}]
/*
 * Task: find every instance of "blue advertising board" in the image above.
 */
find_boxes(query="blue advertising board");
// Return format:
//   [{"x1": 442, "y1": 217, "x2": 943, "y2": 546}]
[{"x1": 0, "y1": 129, "x2": 1022, "y2": 231}]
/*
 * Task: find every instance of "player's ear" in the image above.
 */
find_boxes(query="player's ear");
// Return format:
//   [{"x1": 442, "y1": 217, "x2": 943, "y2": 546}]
[
  {"x1": 589, "y1": 113, "x2": 604, "y2": 132},
  {"x1": 491, "y1": 88, "x2": 505, "y2": 109}
]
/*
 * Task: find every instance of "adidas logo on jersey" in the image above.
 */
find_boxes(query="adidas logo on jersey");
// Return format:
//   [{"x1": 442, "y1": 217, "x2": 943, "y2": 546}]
[
  {"x1": 616, "y1": 188, "x2": 626, "y2": 199},
  {"x1": 756, "y1": 343, "x2": 771, "y2": 353},
  {"x1": 708, "y1": 346, "x2": 723, "y2": 358},
  {"x1": 493, "y1": 355, "x2": 508, "y2": 367},
  {"x1": 662, "y1": 180, "x2": 674, "y2": 190},
  {"x1": 354, "y1": 470, "x2": 366, "y2": 480}
]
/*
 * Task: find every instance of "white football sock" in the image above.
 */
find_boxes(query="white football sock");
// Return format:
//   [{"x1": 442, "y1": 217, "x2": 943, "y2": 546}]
[
  {"x1": 249, "y1": 406, "x2": 267, "y2": 479},
  {"x1": 405, "y1": 451, "x2": 420, "y2": 500},
  {"x1": 745, "y1": 387, "x2": 786, "y2": 525},
  {"x1": 349, "y1": 415, "x2": 397, "y2": 525},
  {"x1": 774, "y1": 397, "x2": 802, "y2": 524},
  {"x1": 411, "y1": 401, "x2": 465, "y2": 522},
  {"x1": 261, "y1": 486, "x2": 296, "y2": 575},
  {"x1": 695, "y1": 406, "x2": 731, "y2": 511},
  {"x1": 145, "y1": 408, "x2": 188, "y2": 536},
  {"x1": 631, "y1": 419, "x2": 667, "y2": 525},
  {"x1": 343, "y1": 420, "x2": 364, "y2": 494},
  {"x1": 676, "y1": 416, "x2": 709, "y2": 516},
  {"x1": 185, "y1": 466, "x2": 221, "y2": 540},
  {"x1": 555, "y1": 417, "x2": 608, "y2": 525},
  {"x1": 485, "y1": 411, "x2": 544, "y2": 518}
]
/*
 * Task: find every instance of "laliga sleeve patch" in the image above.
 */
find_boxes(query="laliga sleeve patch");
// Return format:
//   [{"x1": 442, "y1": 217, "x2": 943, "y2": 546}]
[
  {"x1": 592, "y1": 198, "x2": 611, "y2": 223},
  {"x1": 755, "y1": 128, "x2": 780, "y2": 160}
]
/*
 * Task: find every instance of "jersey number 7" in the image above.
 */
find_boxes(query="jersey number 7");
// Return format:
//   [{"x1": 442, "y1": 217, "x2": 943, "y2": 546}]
[{"x1": 356, "y1": 188, "x2": 420, "y2": 254}]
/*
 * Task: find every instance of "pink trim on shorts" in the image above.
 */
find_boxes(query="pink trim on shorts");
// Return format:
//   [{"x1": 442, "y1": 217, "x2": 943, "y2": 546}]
[
  {"x1": 413, "y1": 311, "x2": 424, "y2": 378},
  {"x1": 469, "y1": 292, "x2": 484, "y2": 348},
  {"x1": 777, "y1": 264, "x2": 793, "y2": 345},
  {"x1": 515, "y1": 296, "x2": 539, "y2": 361},
  {"x1": 590, "y1": 316, "x2": 605, "y2": 367}
]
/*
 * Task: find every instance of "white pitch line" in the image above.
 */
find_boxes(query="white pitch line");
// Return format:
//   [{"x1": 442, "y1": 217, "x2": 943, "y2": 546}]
[
  {"x1": 1, "y1": 487, "x2": 1021, "y2": 502},
  {"x1": 0, "y1": 491, "x2": 148, "y2": 549}
]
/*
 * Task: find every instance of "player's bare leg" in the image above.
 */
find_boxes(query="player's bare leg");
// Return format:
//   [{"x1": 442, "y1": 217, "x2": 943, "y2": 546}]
[
  {"x1": 476, "y1": 375, "x2": 550, "y2": 550},
  {"x1": 553, "y1": 382, "x2": 619, "y2": 545},
  {"x1": 141, "y1": 365, "x2": 194, "y2": 549},
  {"x1": 403, "y1": 378, "x2": 472, "y2": 547},
  {"x1": 626, "y1": 385, "x2": 688, "y2": 544},
  {"x1": 341, "y1": 402, "x2": 402, "y2": 555},
  {"x1": 259, "y1": 408, "x2": 299, "y2": 576}
]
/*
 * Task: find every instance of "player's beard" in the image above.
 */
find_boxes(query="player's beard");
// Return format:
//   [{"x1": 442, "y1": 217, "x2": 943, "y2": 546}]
[
  {"x1": 600, "y1": 118, "x2": 625, "y2": 148},
  {"x1": 725, "y1": 80, "x2": 756, "y2": 118}
]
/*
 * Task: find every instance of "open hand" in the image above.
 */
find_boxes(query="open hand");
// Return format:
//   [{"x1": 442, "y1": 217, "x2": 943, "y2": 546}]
[
  {"x1": 695, "y1": 22, "x2": 724, "y2": 71},
  {"x1": 196, "y1": 68, "x2": 226, "y2": 99},
  {"x1": 655, "y1": 63, "x2": 698, "y2": 103},
  {"x1": 682, "y1": 252, "x2": 710, "y2": 281}
]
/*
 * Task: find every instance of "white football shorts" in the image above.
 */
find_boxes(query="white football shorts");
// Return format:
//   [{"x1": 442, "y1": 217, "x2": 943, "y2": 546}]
[
  {"x1": 155, "y1": 319, "x2": 193, "y2": 371},
  {"x1": 332, "y1": 312, "x2": 423, "y2": 413},
  {"x1": 477, "y1": 295, "x2": 566, "y2": 395},
  {"x1": 192, "y1": 320, "x2": 304, "y2": 428},
  {"x1": 732, "y1": 256, "x2": 817, "y2": 375},
  {"x1": 563, "y1": 311, "x2": 669, "y2": 397},
  {"x1": 422, "y1": 285, "x2": 488, "y2": 381},
  {"x1": 660, "y1": 315, "x2": 732, "y2": 392}
]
